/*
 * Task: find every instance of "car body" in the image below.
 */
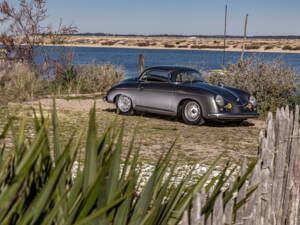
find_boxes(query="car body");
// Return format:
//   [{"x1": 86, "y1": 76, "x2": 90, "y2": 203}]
[{"x1": 103, "y1": 66, "x2": 259, "y2": 125}]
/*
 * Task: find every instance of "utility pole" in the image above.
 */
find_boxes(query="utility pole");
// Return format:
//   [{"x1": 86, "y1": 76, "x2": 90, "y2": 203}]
[
  {"x1": 240, "y1": 14, "x2": 248, "y2": 61},
  {"x1": 222, "y1": 4, "x2": 228, "y2": 66}
]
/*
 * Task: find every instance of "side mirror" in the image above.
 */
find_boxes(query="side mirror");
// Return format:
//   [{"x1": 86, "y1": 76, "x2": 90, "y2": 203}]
[{"x1": 139, "y1": 74, "x2": 148, "y2": 82}]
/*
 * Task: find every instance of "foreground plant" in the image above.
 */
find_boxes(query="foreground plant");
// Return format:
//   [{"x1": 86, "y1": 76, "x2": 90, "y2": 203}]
[{"x1": 0, "y1": 101, "x2": 256, "y2": 224}]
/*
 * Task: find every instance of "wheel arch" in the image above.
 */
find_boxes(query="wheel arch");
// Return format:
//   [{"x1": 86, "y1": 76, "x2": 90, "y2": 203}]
[{"x1": 177, "y1": 97, "x2": 208, "y2": 117}]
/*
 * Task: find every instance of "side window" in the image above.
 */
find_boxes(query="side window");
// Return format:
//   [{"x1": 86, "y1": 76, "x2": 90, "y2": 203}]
[
  {"x1": 175, "y1": 71, "x2": 204, "y2": 83},
  {"x1": 140, "y1": 70, "x2": 170, "y2": 83}
]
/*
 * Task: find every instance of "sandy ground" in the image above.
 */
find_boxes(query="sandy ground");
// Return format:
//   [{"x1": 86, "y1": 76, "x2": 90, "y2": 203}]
[
  {"x1": 21, "y1": 98, "x2": 264, "y2": 164},
  {"x1": 46, "y1": 35, "x2": 300, "y2": 54}
]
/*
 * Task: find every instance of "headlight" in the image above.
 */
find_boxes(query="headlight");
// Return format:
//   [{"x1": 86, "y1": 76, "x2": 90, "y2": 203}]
[
  {"x1": 215, "y1": 95, "x2": 224, "y2": 107},
  {"x1": 249, "y1": 95, "x2": 257, "y2": 106}
]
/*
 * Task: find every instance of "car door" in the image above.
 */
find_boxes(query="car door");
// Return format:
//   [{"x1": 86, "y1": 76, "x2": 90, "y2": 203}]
[{"x1": 137, "y1": 70, "x2": 175, "y2": 112}]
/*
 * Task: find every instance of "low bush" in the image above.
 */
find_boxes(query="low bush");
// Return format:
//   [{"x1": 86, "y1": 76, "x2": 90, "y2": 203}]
[
  {"x1": 264, "y1": 45, "x2": 274, "y2": 50},
  {"x1": 282, "y1": 45, "x2": 300, "y2": 51},
  {"x1": 76, "y1": 64, "x2": 123, "y2": 93},
  {"x1": 244, "y1": 44, "x2": 261, "y2": 50},
  {"x1": 0, "y1": 62, "x2": 47, "y2": 104},
  {"x1": 164, "y1": 43, "x2": 175, "y2": 48},
  {"x1": 205, "y1": 57, "x2": 299, "y2": 114},
  {"x1": 52, "y1": 64, "x2": 123, "y2": 94},
  {"x1": 0, "y1": 62, "x2": 124, "y2": 105},
  {"x1": 192, "y1": 45, "x2": 228, "y2": 49},
  {"x1": 137, "y1": 42, "x2": 150, "y2": 47},
  {"x1": 101, "y1": 41, "x2": 117, "y2": 46}
]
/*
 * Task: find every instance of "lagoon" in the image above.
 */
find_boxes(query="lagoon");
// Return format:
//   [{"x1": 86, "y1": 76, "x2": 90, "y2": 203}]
[{"x1": 40, "y1": 46, "x2": 300, "y2": 77}]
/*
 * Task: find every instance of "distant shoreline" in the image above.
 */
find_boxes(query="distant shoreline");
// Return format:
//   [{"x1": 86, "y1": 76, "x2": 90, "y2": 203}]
[
  {"x1": 72, "y1": 33, "x2": 300, "y2": 40},
  {"x1": 42, "y1": 35, "x2": 300, "y2": 54},
  {"x1": 45, "y1": 43, "x2": 300, "y2": 54}
]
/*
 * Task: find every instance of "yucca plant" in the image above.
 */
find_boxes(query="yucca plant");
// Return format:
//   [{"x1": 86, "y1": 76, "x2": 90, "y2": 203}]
[{"x1": 0, "y1": 100, "x2": 257, "y2": 225}]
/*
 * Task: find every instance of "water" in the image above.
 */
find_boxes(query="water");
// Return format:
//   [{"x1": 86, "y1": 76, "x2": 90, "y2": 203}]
[{"x1": 38, "y1": 46, "x2": 300, "y2": 77}]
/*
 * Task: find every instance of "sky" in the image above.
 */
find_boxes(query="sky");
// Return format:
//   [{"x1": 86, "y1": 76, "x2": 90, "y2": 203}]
[{"x1": 23, "y1": 0, "x2": 300, "y2": 35}]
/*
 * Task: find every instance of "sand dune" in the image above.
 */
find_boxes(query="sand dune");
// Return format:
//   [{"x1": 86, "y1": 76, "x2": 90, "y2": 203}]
[{"x1": 45, "y1": 35, "x2": 300, "y2": 54}]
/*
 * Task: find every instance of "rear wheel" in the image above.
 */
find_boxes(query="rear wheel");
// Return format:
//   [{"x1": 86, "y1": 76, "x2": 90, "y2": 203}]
[
  {"x1": 116, "y1": 95, "x2": 134, "y2": 115},
  {"x1": 180, "y1": 100, "x2": 205, "y2": 125}
]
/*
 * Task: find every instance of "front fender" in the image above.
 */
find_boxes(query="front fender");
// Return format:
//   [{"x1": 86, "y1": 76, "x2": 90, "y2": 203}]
[{"x1": 174, "y1": 94, "x2": 218, "y2": 118}]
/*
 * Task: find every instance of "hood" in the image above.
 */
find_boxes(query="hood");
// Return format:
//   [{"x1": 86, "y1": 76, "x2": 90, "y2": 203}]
[
  {"x1": 184, "y1": 82, "x2": 247, "y2": 104},
  {"x1": 120, "y1": 78, "x2": 137, "y2": 83}
]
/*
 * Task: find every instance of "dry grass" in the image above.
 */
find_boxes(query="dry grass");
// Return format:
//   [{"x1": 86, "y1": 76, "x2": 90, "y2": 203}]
[
  {"x1": 52, "y1": 64, "x2": 123, "y2": 94},
  {"x1": 0, "y1": 62, "x2": 46, "y2": 104},
  {"x1": 0, "y1": 62, "x2": 124, "y2": 105},
  {"x1": 18, "y1": 98, "x2": 263, "y2": 164}
]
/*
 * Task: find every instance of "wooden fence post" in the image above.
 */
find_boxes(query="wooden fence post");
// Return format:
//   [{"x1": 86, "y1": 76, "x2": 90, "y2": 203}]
[{"x1": 139, "y1": 53, "x2": 144, "y2": 73}]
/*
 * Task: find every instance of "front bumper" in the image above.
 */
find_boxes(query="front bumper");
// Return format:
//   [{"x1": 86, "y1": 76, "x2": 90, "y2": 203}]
[{"x1": 206, "y1": 112, "x2": 259, "y2": 120}]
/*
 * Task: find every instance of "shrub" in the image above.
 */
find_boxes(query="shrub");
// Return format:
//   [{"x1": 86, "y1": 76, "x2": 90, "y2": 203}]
[
  {"x1": 192, "y1": 45, "x2": 228, "y2": 49},
  {"x1": 137, "y1": 42, "x2": 150, "y2": 47},
  {"x1": 77, "y1": 64, "x2": 123, "y2": 93},
  {"x1": 282, "y1": 45, "x2": 300, "y2": 51},
  {"x1": 245, "y1": 44, "x2": 260, "y2": 50},
  {"x1": 52, "y1": 64, "x2": 79, "y2": 94},
  {"x1": 164, "y1": 43, "x2": 175, "y2": 48},
  {"x1": 205, "y1": 57, "x2": 298, "y2": 114},
  {"x1": 101, "y1": 41, "x2": 117, "y2": 46},
  {"x1": 264, "y1": 45, "x2": 274, "y2": 50},
  {"x1": 52, "y1": 64, "x2": 123, "y2": 94},
  {"x1": 0, "y1": 62, "x2": 46, "y2": 104}
]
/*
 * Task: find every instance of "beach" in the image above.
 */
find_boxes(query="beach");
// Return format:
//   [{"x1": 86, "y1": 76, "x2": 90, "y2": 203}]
[{"x1": 46, "y1": 35, "x2": 300, "y2": 54}]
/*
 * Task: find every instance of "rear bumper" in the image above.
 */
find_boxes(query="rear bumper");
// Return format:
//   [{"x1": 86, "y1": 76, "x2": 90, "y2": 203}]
[{"x1": 206, "y1": 112, "x2": 259, "y2": 120}]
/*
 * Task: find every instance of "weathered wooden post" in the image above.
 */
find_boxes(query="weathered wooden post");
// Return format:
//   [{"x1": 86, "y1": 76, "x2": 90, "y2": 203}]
[
  {"x1": 222, "y1": 4, "x2": 228, "y2": 66},
  {"x1": 139, "y1": 53, "x2": 145, "y2": 74},
  {"x1": 240, "y1": 14, "x2": 249, "y2": 61}
]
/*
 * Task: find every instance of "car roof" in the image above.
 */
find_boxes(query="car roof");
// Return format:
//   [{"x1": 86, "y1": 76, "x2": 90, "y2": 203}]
[{"x1": 143, "y1": 66, "x2": 197, "y2": 73}]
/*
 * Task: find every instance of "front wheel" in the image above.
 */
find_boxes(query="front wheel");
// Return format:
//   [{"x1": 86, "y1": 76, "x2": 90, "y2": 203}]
[
  {"x1": 180, "y1": 100, "x2": 205, "y2": 125},
  {"x1": 116, "y1": 95, "x2": 135, "y2": 115}
]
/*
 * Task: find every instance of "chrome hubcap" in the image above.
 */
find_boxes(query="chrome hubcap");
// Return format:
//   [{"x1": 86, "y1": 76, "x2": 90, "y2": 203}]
[
  {"x1": 184, "y1": 102, "x2": 200, "y2": 121},
  {"x1": 118, "y1": 95, "x2": 131, "y2": 112}
]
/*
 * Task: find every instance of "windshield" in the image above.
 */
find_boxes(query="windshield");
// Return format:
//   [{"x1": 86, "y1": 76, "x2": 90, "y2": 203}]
[{"x1": 175, "y1": 70, "x2": 205, "y2": 83}]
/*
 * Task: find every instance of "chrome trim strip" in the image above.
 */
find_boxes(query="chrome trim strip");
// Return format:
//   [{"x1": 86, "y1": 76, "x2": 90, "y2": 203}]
[{"x1": 207, "y1": 112, "x2": 259, "y2": 119}]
